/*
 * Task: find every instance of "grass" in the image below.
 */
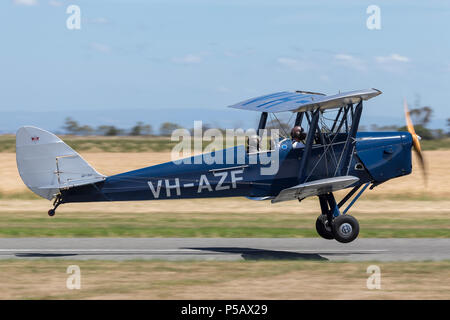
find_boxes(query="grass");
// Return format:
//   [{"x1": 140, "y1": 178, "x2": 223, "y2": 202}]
[
  {"x1": 352, "y1": 193, "x2": 446, "y2": 201},
  {"x1": 0, "y1": 259, "x2": 448, "y2": 299},
  {"x1": 0, "y1": 135, "x2": 245, "y2": 153},
  {"x1": 0, "y1": 205, "x2": 448, "y2": 238},
  {"x1": 421, "y1": 138, "x2": 450, "y2": 150},
  {"x1": 0, "y1": 225, "x2": 447, "y2": 238},
  {"x1": 2, "y1": 134, "x2": 450, "y2": 152},
  {"x1": 0, "y1": 191, "x2": 40, "y2": 200},
  {"x1": 0, "y1": 135, "x2": 179, "y2": 153},
  {"x1": 66, "y1": 137, "x2": 178, "y2": 152}
]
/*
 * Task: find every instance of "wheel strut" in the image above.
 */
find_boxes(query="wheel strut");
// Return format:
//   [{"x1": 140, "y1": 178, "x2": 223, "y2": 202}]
[
  {"x1": 48, "y1": 194, "x2": 62, "y2": 217},
  {"x1": 318, "y1": 193, "x2": 340, "y2": 225}
]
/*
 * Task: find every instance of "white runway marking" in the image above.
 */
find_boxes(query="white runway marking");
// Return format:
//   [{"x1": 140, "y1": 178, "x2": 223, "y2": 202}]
[{"x1": 0, "y1": 249, "x2": 388, "y2": 253}]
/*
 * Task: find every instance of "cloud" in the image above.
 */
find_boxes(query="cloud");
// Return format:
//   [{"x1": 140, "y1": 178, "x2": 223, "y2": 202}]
[
  {"x1": 375, "y1": 53, "x2": 410, "y2": 64},
  {"x1": 90, "y1": 42, "x2": 111, "y2": 54},
  {"x1": 334, "y1": 54, "x2": 353, "y2": 61},
  {"x1": 277, "y1": 57, "x2": 313, "y2": 71},
  {"x1": 13, "y1": 0, "x2": 38, "y2": 6},
  {"x1": 374, "y1": 54, "x2": 411, "y2": 74},
  {"x1": 172, "y1": 54, "x2": 202, "y2": 64},
  {"x1": 48, "y1": 0, "x2": 62, "y2": 7},
  {"x1": 334, "y1": 54, "x2": 366, "y2": 71}
]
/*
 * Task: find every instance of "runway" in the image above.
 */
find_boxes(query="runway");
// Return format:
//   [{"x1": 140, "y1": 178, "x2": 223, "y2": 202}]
[{"x1": 0, "y1": 238, "x2": 448, "y2": 261}]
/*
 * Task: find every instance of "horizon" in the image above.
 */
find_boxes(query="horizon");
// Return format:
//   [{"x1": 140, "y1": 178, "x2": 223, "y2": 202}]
[{"x1": 1, "y1": 0, "x2": 449, "y2": 133}]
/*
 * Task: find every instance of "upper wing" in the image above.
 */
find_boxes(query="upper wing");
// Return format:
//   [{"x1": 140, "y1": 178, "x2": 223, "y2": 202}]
[{"x1": 228, "y1": 88, "x2": 381, "y2": 113}]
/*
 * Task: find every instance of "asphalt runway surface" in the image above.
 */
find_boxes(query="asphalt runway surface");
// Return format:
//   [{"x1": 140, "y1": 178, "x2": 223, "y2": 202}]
[{"x1": 0, "y1": 238, "x2": 448, "y2": 261}]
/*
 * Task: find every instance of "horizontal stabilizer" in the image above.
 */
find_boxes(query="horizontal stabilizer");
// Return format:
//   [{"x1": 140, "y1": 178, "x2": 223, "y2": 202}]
[
  {"x1": 271, "y1": 176, "x2": 359, "y2": 203},
  {"x1": 39, "y1": 176, "x2": 106, "y2": 190}
]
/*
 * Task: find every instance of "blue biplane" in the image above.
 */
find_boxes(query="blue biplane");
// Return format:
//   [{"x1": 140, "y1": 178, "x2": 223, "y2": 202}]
[{"x1": 16, "y1": 88, "x2": 425, "y2": 243}]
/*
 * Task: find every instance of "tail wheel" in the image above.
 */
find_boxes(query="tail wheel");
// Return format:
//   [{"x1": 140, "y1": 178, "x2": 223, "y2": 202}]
[
  {"x1": 315, "y1": 215, "x2": 334, "y2": 240},
  {"x1": 332, "y1": 215, "x2": 359, "y2": 243}
]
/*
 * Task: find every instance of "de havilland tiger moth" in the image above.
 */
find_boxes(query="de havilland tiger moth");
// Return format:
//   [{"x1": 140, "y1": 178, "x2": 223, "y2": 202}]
[{"x1": 16, "y1": 88, "x2": 426, "y2": 243}]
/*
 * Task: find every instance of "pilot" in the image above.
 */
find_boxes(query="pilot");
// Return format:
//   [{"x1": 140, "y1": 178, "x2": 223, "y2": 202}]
[
  {"x1": 290, "y1": 126, "x2": 306, "y2": 149},
  {"x1": 247, "y1": 134, "x2": 261, "y2": 153}
]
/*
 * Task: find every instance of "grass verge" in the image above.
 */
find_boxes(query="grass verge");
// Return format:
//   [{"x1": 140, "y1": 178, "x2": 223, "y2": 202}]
[
  {"x1": 0, "y1": 207, "x2": 448, "y2": 238},
  {"x1": 0, "y1": 259, "x2": 448, "y2": 299}
]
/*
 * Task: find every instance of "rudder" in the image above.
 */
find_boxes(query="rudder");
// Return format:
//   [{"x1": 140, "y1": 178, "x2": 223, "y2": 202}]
[{"x1": 16, "y1": 126, "x2": 105, "y2": 200}]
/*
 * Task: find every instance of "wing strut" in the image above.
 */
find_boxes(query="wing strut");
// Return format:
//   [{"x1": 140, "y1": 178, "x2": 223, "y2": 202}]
[
  {"x1": 337, "y1": 100, "x2": 363, "y2": 176},
  {"x1": 294, "y1": 112, "x2": 304, "y2": 127},
  {"x1": 297, "y1": 109, "x2": 320, "y2": 183},
  {"x1": 257, "y1": 112, "x2": 268, "y2": 136}
]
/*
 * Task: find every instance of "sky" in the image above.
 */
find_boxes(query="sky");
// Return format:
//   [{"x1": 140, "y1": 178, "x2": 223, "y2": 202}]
[{"x1": 0, "y1": 0, "x2": 449, "y2": 132}]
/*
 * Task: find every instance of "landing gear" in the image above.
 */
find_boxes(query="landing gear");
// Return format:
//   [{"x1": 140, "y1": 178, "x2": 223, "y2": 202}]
[
  {"x1": 316, "y1": 191, "x2": 363, "y2": 243},
  {"x1": 315, "y1": 215, "x2": 334, "y2": 239},
  {"x1": 332, "y1": 214, "x2": 359, "y2": 243},
  {"x1": 48, "y1": 194, "x2": 62, "y2": 217}
]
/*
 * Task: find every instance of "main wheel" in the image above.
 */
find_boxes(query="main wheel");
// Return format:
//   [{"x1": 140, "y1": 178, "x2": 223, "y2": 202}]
[
  {"x1": 332, "y1": 214, "x2": 359, "y2": 243},
  {"x1": 315, "y1": 215, "x2": 334, "y2": 239},
  {"x1": 48, "y1": 209, "x2": 55, "y2": 217}
]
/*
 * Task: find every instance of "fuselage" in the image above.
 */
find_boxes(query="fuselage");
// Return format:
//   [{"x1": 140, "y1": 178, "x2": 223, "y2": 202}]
[{"x1": 60, "y1": 131, "x2": 413, "y2": 203}]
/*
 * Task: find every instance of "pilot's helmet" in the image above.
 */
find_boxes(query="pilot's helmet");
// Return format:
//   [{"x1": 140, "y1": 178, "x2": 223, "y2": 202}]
[{"x1": 290, "y1": 126, "x2": 306, "y2": 141}]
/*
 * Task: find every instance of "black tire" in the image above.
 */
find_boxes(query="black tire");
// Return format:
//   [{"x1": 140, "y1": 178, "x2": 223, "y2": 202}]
[
  {"x1": 48, "y1": 209, "x2": 55, "y2": 217},
  {"x1": 315, "y1": 215, "x2": 334, "y2": 239},
  {"x1": 332, "y1": 214, "x2": 359, "y2": 243}
]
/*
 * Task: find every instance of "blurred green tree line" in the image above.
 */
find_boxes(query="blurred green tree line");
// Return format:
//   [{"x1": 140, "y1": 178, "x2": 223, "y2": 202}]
[{"x1": 62, "y1": 95, "x2": 449, "y2": 138}]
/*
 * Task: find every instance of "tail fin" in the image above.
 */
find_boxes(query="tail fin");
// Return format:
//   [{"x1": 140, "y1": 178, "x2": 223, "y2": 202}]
[{"x1": 16, "y1": 126, "x2": 105, "y2": 200}]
